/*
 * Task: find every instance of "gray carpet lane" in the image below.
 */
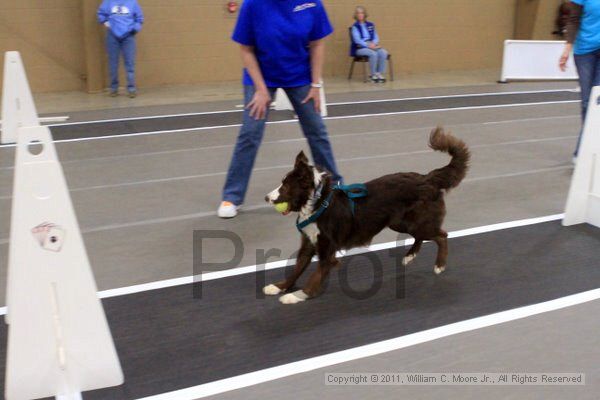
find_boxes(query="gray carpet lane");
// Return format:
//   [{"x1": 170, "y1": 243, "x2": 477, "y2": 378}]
[
  {"x1": 0, "y1": 221, "x2": 597, "y2": 399},
  {"x1": 47, "y1": 91, "x2": 579, "y2": 141}
]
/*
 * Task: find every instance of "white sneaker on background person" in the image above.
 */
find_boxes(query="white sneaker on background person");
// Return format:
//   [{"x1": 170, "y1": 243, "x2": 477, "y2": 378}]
[{"x1": 218, "y1": 201, "x2": 239, "y2": 218}]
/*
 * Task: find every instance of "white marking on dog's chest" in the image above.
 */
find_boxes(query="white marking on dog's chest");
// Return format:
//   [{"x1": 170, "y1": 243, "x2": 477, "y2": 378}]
[
  {"x1": 298, "y1": 201, "x2": 320, "y2": 244},
  {"x1": 300, "y1": 221, "x2": 320, "y2": 244},
  {"x1": 297, "y1": 169, "x2": 326, "y2": 245}
]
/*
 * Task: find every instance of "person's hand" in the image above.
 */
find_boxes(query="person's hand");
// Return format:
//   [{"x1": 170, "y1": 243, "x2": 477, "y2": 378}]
[
  {"x1": 247, "y1": 88, "x2": 271, "y2": 120},
  {"x1": 559, "y1": 44, "x2": 572, "y2": 72},
  {"x1": 104, "y1": 21, "x2": 110, "y2": 28},
  {"x1": 302, "y1": 87, "x2": 321, "y2": 113},
  {"x1": 368, "y1": 42, "x2": 377, "y2": 49}
]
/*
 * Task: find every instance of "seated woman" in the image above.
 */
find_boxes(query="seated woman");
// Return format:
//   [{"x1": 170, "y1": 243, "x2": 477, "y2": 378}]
[{"x1": 351, "y1": 6, "x2": 389, "y2": 83}]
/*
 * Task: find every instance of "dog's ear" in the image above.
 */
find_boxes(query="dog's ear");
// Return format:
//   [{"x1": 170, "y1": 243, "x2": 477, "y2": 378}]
[{"x1": 295, "y1": 151, "x2": 309, "y2": 168}]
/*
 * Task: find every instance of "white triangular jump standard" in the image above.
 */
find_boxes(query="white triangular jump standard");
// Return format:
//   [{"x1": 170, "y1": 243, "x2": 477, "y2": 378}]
[
  {"x1": 563, "y1": 85, "x2": 600, "y2": 228},
  {"x1": 273, "y1": 84, "x2": 328, "y2": 117},
  {"x1": 4, "y1": 52, "x2": 123, "y2": 399},
  {"x1": 1, "y1": 51, "x2": 39, "y2": 144}
]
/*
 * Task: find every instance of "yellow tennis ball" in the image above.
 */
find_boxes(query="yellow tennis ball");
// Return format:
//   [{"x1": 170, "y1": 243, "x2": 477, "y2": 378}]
[{"x1": 274, "y1": 202, "x2": 289, "y2": 213}]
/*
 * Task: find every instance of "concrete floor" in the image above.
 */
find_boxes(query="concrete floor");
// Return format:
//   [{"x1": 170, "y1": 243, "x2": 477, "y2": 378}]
[{"x1": 1, "y1": 79, "x2": 597, "y2": 399}]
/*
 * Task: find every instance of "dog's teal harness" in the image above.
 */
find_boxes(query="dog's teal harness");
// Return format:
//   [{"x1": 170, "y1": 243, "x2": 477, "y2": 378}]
[{"x1": 296, "y1": 183, "x2": 368, "y2": 233}]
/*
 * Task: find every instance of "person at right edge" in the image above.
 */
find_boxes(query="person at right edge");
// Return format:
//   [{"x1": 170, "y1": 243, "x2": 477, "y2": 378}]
[{"x1": 560, "y1": 0, "x2": 600, "y2": 162}]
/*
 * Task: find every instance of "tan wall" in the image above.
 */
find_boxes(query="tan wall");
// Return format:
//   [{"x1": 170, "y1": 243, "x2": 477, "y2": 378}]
[
  {"x1": 135, "y1": 1, "x2": 240, "y2": 86},
  {"x1": 532, "y1": 0, "x2": 564, "y2": 40},
  {"x1": 0, "y1": 0, "x2": 86, "y2": 92},
  {"x1": 326, "y1": 0, "x2": 516, "y2": 76},
  {"x1": 1, "y1": 0, "x2": 528, "y2": 93},
  {"x1": 514, "y1": 0, "x2": 564, "y2": 40}
]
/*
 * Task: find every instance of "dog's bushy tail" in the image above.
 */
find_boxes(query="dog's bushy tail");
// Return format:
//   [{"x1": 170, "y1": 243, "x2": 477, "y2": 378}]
[{"x1": 426, "y1": 127, "x2": 470, "y2": 191}]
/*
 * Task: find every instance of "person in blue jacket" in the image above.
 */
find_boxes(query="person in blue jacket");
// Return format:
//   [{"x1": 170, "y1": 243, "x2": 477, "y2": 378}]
[
  {"x1": 218, "y1": 0, "x2": 343, "y2": 218},
  {"x1": 97, "y1": 0, "x2": 144, "y2": 98},
  {"x1": 351, "y1": 6, "x2": 389, "y2": 83}
]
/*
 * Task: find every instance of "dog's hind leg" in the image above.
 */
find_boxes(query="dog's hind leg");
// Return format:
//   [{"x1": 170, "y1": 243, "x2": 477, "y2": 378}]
[
  {"x1": 264, "y1": 236, "x2": 315, "y2": 296},
  {"x1": 432, "y1": 230, "x2": 448, "y2": 275},
  {"x1": 402, "y1": 238, "x2": 423, "y2": 266},
  {"x1": 389, "y1": 223, "x2": 423, "y2": 266}
]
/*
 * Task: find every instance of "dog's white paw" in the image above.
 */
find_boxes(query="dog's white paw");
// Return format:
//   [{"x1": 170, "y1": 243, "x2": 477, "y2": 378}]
[
  {"x1": 263, "y1": 284, "x2": 282, "y2": 296},
  {"x1": 279, "y1": 290, "x2": 308, "y2": 305},
  {"x1": 434, "y1": 265, "x2": 446, "y2": 275},
  {"x1": 402, "y1": 254, "x2": 416, "y2": 266}
]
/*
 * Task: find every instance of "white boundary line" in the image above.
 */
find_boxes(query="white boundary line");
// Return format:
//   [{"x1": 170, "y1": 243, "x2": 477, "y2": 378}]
[
  {"x1": 326, "y1": 88, "x2": 577, "y2": 106},
  {"x1": 0, "y1": 213, "x2": 563, "y2": 315},
  {"x1": 0, "y1": 116, "x2": 69, "y2": 126},
  {"x1": 322, "y1": 100, "x2": 579, "y2": 122},
  {"x1": 0, "y1": 99, "x2": 579, "y2": 148},
  {"x1": 137, "y1": 288, "x2": 600, "y2": 400},
  {"x1": 49, "y1": 109, "x2": 242, "y2": 127},
  {"x1": 483, "y1": 115, "x2": 578, "y2": 125},
  {"x1": 46, "y1": 89, "x2": 576, "y2": 127}
]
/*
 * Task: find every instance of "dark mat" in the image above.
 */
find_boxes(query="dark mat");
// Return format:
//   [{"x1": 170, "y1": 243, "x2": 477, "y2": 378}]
[
  {"x1": 0, "y1": 221, "x2": 598, "y2": 399},
  {"x1": 48, "y1": 91, "x2": 579, "y2": 141}
]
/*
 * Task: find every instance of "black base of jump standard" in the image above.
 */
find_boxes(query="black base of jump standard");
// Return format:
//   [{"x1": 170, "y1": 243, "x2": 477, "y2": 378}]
[{"x1": 0, "y1": 221, "x2": 598, "y2": 399}]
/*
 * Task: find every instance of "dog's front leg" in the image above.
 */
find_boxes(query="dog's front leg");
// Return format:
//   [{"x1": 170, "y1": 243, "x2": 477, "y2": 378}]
[
  {"x1": 263, "y1": 235, "x2": 315, "y2": 296},
  {"x1": 279, "y1": 236, "x2": 336, "y2": 304}
]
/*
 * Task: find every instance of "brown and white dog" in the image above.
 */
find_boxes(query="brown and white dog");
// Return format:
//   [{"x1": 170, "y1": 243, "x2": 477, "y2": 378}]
[{"x1": 264, "y1": 127, "x2": 470, "y2": 304}]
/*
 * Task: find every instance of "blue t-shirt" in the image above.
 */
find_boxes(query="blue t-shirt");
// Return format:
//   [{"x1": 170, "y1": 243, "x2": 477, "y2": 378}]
[
  {"x1": 572, "y1": 0, "x2": 600, "y2": 55},
  {"x1": 232, "y1": 0, "x2": 334, "y2": 87}
]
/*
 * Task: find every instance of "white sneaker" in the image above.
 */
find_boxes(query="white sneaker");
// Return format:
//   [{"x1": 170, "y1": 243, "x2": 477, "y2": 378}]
[{"x1": 217, "y1": 201, "x2": 238, "y2": 218}]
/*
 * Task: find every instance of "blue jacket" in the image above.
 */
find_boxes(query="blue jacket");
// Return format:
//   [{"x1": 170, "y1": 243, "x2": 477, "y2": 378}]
[
  {"x1": 350, "y1": 21, "x2": 378, "y2": 56},
  {"x1": 97, "y1": 0, "x2": 144, "y2": 39}
]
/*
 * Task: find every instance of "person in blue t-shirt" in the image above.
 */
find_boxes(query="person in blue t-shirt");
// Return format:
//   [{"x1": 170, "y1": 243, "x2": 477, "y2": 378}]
[
  {"x1": 351, "y1": 6, "x2": 389, "y2": 83},
  {"x1": 97, "y1": 0, "x2": 144, "y2": 98},
  {"x1": 218, "y1": 0, "x2": 343, "y2": 218},
  {"x1": 559, "y1": 0, "x2": 600, "y2": 159}
]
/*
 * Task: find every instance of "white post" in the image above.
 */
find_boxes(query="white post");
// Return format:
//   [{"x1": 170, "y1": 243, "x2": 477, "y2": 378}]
[
  {"x1": 1, "y1": 52, "x2": 39, "y2": 144},
  {"x1": 499, "y1": 40, "x2": 509, "y2": 83},
  {"x1": 273, "y1": 84, "x2": 328, "y2": 117},
  {"x1": 319, "y1": 82, "x2": 328, "y2": 117},
  {"x1": 4, "y1": 51, "x2": 124, "y2": 400},
  {"x1": 563, "y1": 85, "x2": 600, "y2": 227}
]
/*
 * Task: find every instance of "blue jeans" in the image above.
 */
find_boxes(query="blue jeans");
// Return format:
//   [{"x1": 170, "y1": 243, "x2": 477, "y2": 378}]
[
  {"x1": 574, "y1": 49, "x2": 600, "y2": 156},
  {"x1": 106, "y1": 32, "x2": 137, "y2": 93},
  {"x1": 356, "y1": 48, "x2": 388, "y2": 75},
  {"x1": 222, "y1": 85, "x2": 343, "y2": 205}
]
